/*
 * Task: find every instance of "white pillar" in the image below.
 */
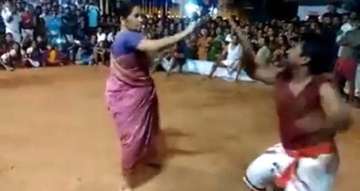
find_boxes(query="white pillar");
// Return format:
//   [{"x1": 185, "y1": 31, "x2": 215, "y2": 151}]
[
  {"x1": 99, "y1": 0, "x2": 104, "y2": 15},
  {"x1": 105, "y1": 0, "x2": 109, "y2": 15}
]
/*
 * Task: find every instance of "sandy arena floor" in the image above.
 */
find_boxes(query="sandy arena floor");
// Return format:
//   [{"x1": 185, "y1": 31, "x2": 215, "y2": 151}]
[{"x1": 0, "y1": 65, "x2": 359, "y2": 191}]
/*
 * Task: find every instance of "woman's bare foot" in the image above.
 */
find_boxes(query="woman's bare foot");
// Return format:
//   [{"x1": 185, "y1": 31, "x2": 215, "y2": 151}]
[
  {"x1": 119, "y1": 185, "x2": 132, "y2": 191},
  {"x1": 119, "y1": 180, "x2": 132, "y2": 191}
]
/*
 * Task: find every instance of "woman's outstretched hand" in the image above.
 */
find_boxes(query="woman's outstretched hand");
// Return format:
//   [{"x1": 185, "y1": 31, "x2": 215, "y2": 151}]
[
  {"x1": 184, "y1": 21, "x2": 200, "y2": 35},
  {"x1": 136, "y1": 20, "x2": 200, "y2": 52}
]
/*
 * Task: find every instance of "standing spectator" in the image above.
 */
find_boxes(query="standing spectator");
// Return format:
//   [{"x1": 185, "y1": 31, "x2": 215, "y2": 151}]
[
  {"x1": 0, "y1": 5, "x2": 5, "y2": 39},
  {"x1": 61, "y1": 7, "x2": 76, "y2": 41},
  {"x1": 322, "y1": 13, "x2": 339, "y2": 70},
  {"x1": 335, "y1": 13, "x2": 360, "y2": 107},
  {"x1": 46, "y1": 7, "x2": 62, "y2": 44},
  {"x1": 85, "y1": 0, "x2": 100, "y2": 36},
  {"x1": 1, "y1": 1, "x2": 21, "y2": 43},
  {"x1": 20, "y1": 4, "x2": 34, "y2": 40},
  {"x1": 74, "y1": 7, "x2": 86, "y2": 40},
  {"x1": 33, "y1": 6, "x2": 46, "y2": 39}
]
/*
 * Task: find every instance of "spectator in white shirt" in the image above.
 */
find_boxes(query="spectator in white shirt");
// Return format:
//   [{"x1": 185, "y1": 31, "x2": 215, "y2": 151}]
[
  {"x1": 96, "y1": 27, "x2": 106, "y2": 43},
  {"x1": 1, "y1": 2, "x2": 21, "y2": 43},
  {"x1": 209, "y1": 33, "x2": 244, "y2": 81}
]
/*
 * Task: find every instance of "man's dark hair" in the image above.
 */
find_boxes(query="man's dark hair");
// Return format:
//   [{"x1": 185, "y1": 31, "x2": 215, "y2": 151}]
[{"x1": 300, "y1": 33, "x2": 334, "y2": 75}]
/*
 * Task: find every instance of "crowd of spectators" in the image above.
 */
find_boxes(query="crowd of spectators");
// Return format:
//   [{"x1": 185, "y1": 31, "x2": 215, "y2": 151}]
[
  {"x1": 0, "y1": 0, "x2": 111, "y2": 70},
  {"x1": 1, "y1": 1, "x2": 359, "y2": 104}
]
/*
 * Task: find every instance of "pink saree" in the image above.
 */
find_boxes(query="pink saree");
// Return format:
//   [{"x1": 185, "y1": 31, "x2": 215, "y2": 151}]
[{"x1": 105, "y1": 31, "x2": 160, "y2": 171}]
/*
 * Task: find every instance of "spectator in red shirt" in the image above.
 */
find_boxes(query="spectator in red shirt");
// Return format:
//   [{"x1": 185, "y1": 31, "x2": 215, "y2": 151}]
[{"x1": 21, "y1": 4, "x2": 34, "y2": 40}]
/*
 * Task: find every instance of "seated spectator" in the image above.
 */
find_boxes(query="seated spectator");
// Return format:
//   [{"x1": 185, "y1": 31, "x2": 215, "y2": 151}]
[
  {"x1": 35, "y1": 36, "x2": 48, "y2": 54},
  {"x1": 0, "y1": 33, "x2": 23, "y2": 71},
  {"x1": 184, "y1": 34, "x2": 198, "y2": 59},
  {"x1": 43, "y1": 44, "x2": 63, "y2": 66},
  {"x1": 0, "y1": 38, "x2": 11, "y2": 70},
  {"x1": 93, "y1": 40, "x2": 108, "y2": 65},
  {"x1": 75, "y1": 45, "x2": 93, "y2": 65},
  {"x1": 96, "y1": 27, "x2": 107, "y2": 43},
  {"x1": 167, "y1": 40, "x2": 187, "y2": 76},
  {"x1": 271, "y1": 35, "x2": 290, "y2": 66},
  {"x1": 24, "y1": 41, "x2": 42, "y2": 68},
  {"x1": 256, "y1": 36, "x2": 271, "y2": 66},
  {"x1": 208, "y1": 33, "x2": 243, "y2": 81},
  {"x1": 106, "y1": 27, "x2": 117, "y2": 43}
]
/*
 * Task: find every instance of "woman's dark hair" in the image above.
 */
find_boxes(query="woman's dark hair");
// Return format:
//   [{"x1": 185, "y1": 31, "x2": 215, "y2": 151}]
[
  {"x1": 300, "y1": 33, "x2": 334, "y2": 75},
  {"x1": 115, "y1": 0, "x2": 136, "y2": 19}
]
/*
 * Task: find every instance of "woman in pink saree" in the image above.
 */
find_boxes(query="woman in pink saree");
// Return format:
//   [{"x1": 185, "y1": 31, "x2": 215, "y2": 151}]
[{"x1": 105, "y1": 2, "x2": 197, "y2": 191}]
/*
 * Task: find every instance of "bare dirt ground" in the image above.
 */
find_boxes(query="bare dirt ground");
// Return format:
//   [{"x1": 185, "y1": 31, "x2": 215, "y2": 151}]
[{"x1": 0, "y1": 66, "x2": 359, "y2": 191}]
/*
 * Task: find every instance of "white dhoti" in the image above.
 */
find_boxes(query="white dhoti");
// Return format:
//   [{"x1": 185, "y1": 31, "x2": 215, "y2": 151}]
[
  {"x1": 244, "y1": 143, "x2": 338, "y2": 191},
  {"x1": 221, "y1": 59, "x2": 240, "y2": 75},
  {"x1": 221, "y1": 59, "x2": 237, "y2": 67},
  {"x1": 356, "y1": 64, "x2": 360, "y2": 97}
]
